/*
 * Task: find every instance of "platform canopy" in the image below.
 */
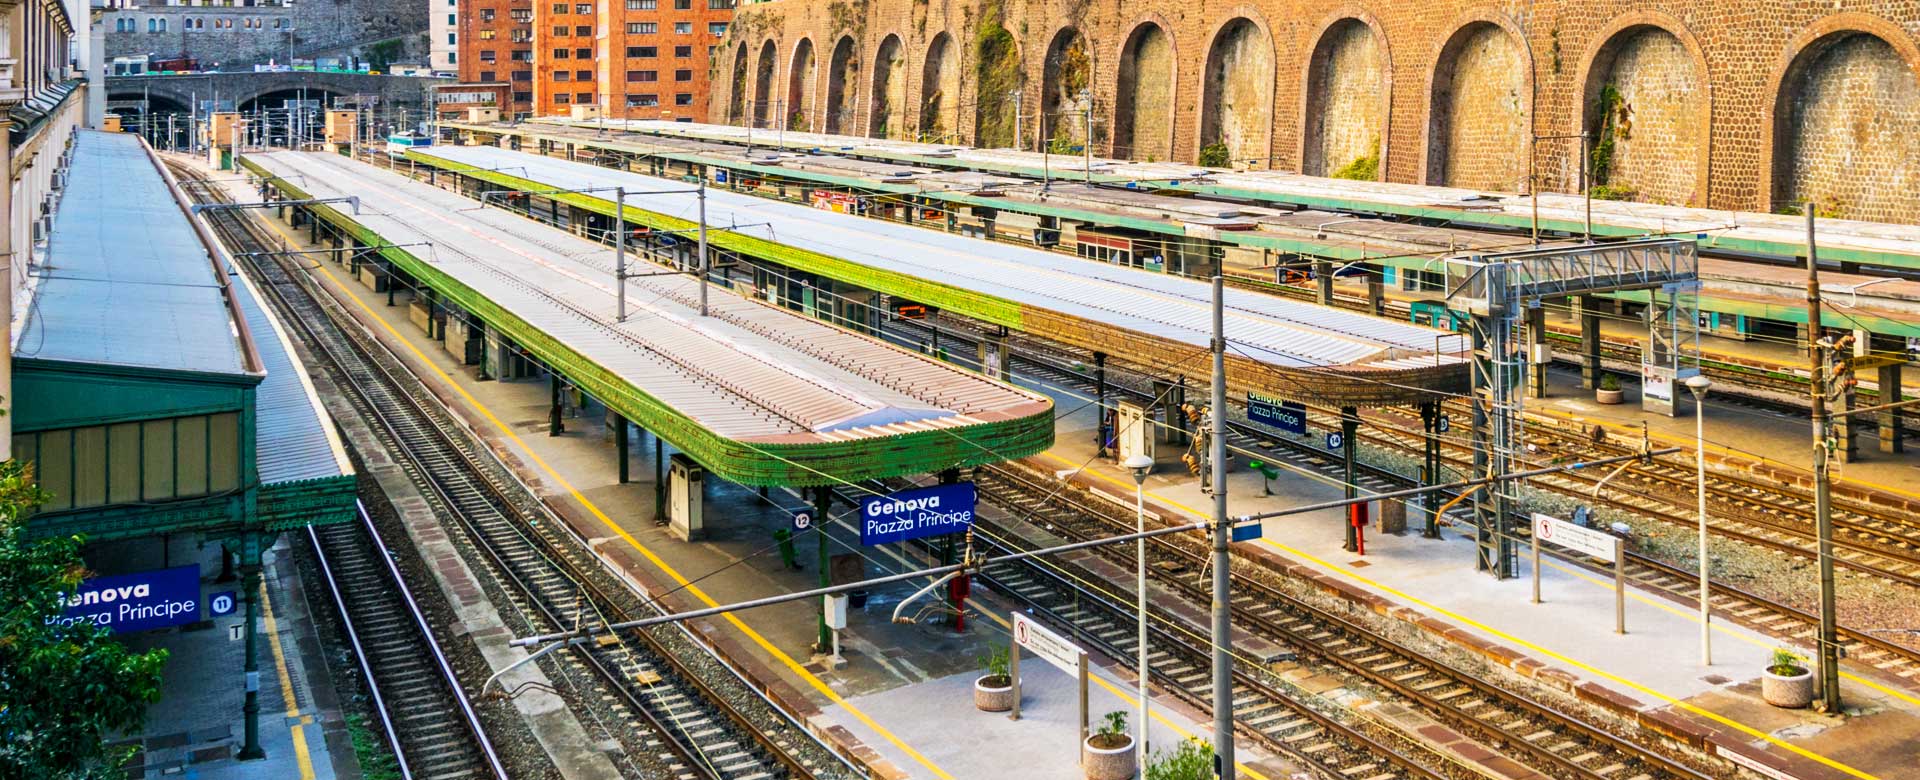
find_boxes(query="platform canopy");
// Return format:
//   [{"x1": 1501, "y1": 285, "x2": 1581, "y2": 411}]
[
  {"x1": 11, "y1": 131, "x2": 356, "y2": 540},
  {"x1": 240, "y1": 150, "x2": 1054, "y2": 486},
  {"x1": 406, "y1": 143, "x2": 1469, "y2": 407}
]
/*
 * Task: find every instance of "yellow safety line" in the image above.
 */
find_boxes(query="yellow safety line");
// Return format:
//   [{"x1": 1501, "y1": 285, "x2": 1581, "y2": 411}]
[
  {"x1": 254, "y1": 210, "x2": 955, "y2": 779},
  {"x1": 260, "y1": 584, "x2": 318, "y2": 780},
  {"x1": 1540, "y1": 558, "x2": 1920, "y2": 709},
  {"x1": 1040, "y1": 450, "x2": 1884, "y2": 780},
  {"x1": 967, "y1": 601, "x2": 1272, "y2": 780}
]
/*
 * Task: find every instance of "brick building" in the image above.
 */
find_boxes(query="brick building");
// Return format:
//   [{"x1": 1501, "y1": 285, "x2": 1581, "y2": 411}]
[
  {"x1": 711, "y1": 0, "x2": 1920, "y2": 224},
  {"x1": 457, "y1": 0, "x2": 535, "y2": 117},
  {"x1": 102, "y1": 0, "x2": 428, "y2": 71},
  {"x1": 530, "y1": 0, "x2": 734, "y2": 120}
]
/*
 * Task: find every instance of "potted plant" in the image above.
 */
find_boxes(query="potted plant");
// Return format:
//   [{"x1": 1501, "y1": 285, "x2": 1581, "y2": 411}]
[
  {"x1": 1762, "y1": 647, "x2": 1814, "y2": 708},
  {"x1": 974, "y1": 646, "x2": 1014, "y2": 712},
  {"x1": 1595, "y1": 373, "x2": 1624, "y2": 405},
  {"x1": 1083, "y1": 710, "x2": 1137, "y2": 780}
]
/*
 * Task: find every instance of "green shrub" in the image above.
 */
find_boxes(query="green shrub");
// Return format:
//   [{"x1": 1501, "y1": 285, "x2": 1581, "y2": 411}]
[
  {"x1": 1197, "y1": 142, "x2": 1230, "y2": 168},
  {"x1": 1331, "y1": 147, "x2": 1380, "y2": 181},
  {"x1": 1147, "y1": 738, "x2": 1213, "y2": 780}
]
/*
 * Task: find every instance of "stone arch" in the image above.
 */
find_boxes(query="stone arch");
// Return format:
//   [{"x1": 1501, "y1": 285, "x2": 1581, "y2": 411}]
[
  {"x1": 1576, "y1": 14, "x2": 1710, "y2": 206},
  {"x1": 728, "y1": 42, "x2": 750, "y2": 124},
  {"x1": 1041, "y1": 26, "x2": 1094, "y2": 149},
  {"x1": 1424, "y1": 17, "x2": 1531, "y2": 190},
  {"x1": 1198, "y1": 14, "x2": 1275, "y2": 168},
  {"x1": 752, "y1": 39, "x2": 778, "y2": 128},
  {"x1": 1300, "y1": 12, "x2": 1390, "y2": 178},
  {"x1": 973, "y1": 15, "x2": 1024, "y2": 148},
  {"x1": 824, "y1": 35, "x2": 861, "y2": 135},
  {"x1": 787, "y1": 37, "x2": 817, "y2": 131},
  {"x1": 870, "y1": 34, "x2": 908, "y2": 139},
  {"x1": 1112, "y1": 17, "x2": 1176, "y2": 162},
  {"x1": 1764, "y1": 15, "x2": 1920, "y2": 222},
  {"x1": 920, "y1": 31, "x2": 961, "y2": 142}
]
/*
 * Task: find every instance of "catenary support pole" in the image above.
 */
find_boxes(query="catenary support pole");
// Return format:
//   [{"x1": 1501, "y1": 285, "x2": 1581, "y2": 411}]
[
  {"x1": 1341, "y1": 406, "x2": 1359, "y2": 552},
  {"x1": 1805, "y1": 204, "x2": 1842, "y2": 712},
  {"x1": 816, "y1": 487, "x2": 834, "y2": 653},
  {"x1": 1209, "y1": 275, "x2": 1234, "y2": 778},
  {"x1": 238, "y1": 547, "x2": 264, "y2": 760},
  {"x1": 614, "y1": 187, "x2": 627, "y2": 321},
  {"x1": 616, "y1": 413, "x2": 629, "y2": 484},
  {"x1": 698, "y1": 179, "x2": 710, "y2": 316}
]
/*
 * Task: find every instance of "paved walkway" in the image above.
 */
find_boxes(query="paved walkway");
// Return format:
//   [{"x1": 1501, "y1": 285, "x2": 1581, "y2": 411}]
[{"x1": 102, "y1": 535, "x2": 353, "y2": 780}]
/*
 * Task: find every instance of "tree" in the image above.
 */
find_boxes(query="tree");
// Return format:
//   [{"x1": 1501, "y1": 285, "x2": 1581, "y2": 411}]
[{"x1": 0, "y1": 461, "x2": 168, "y2": 779}]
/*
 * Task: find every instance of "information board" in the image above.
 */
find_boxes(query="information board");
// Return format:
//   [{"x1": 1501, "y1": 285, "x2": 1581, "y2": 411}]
[
  {"x1": 1013, "y1": 612, "x2": 1084, "y2": 675},
  {"x1": 56, "y1": 565, "x2": 202, "y2": 634},
  {"x1": 859, "y1": 482, "x2": 977, "y2": 545},
  {"x1": 1531, "y1": 513, "x2": 1618, "y2": 562},
  {"x1": 1247, "y1": 391, "x2": 1306, "y2": 435}
]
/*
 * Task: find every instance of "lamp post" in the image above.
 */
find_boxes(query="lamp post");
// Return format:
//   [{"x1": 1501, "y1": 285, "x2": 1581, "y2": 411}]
[
  {"x1": 1685, "y1": 374, "x2": 1714, "y2": 666},
  {"x1": 1123, "y1": 453, "x2": 1155, "y2": 756}
]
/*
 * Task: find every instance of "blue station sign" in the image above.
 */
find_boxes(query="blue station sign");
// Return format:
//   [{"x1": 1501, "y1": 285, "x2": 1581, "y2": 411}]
[
  {"x1": 1247, "y1": 391, "x2": 1307, "y2": 435},
  {"x1": 860, "y1": 483, "x2": 977, "y2": 546},
  {"x1": 55, "y1": 564, "x2": 202, "y2": 634}
]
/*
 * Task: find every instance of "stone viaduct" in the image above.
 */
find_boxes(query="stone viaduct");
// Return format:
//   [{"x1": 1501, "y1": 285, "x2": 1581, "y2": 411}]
[
  {"x1": 710, "y1": 0, "x2": 1920, "y2": 223},
  {"x1": 106, "y1": 71, "x2": 438, "y2": 115}
]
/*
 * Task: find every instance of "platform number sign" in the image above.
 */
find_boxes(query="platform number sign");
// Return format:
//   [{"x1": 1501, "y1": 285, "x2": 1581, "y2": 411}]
[
  {"x1": 791, "y1": 512, "x2": 812, "y2": 532},
  {"x1": 1325, "y1": 432, "x2": 1344, "y2": 450},
  {"x1": 1436, "y1": 415, "x2": 1450, "y2": 434},
  {"x1": 209, "y1": 591, "x2": 238, "y2": 618}
]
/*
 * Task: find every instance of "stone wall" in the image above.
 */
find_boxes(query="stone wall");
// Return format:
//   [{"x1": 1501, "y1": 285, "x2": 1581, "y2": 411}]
[
  {"x1": 712, "y1": 0, "x2": 1920, "y2": 224},
  {"x1": 870, "y1": 34, "x2": 909, "y2": 138},
  {"x1": 1302, "y1": 18, "x2": 1384, "y2": 178},
  {"x1": 105, "y1": 1, "x2": 427, "y2": 70},
  {"x1": 788, "y1": 38, "x2": 818, "y2": 130}
]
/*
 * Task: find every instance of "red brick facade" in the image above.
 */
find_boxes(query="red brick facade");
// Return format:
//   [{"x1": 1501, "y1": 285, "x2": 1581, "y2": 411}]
[
  {"x1": 713, "y1": 0, "x2": 1920, "y2": 222},
  {"x1": 457, "y1": 0, "x2": 535, "y2": 117}
]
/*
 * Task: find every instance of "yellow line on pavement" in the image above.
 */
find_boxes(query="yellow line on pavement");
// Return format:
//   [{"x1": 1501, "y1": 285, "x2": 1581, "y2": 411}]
[
  {"x1": 257, "y1": 209, "x2": 953, "y2": 779},
  {"x1": 260, "y1": 584, "x2": 318, "y2": 780},
  {"x1": 1040, "y1": 450, "x2": 1883, "y2": 780}
]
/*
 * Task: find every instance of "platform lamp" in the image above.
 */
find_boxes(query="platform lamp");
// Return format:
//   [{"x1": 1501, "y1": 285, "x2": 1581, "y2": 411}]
[
  {"x1": 1123, "y1": 452, "x2": 1156, "y2": 754},
  {"x1": 1685, "y1": 374, "x2": 1714, "y2": 666}
]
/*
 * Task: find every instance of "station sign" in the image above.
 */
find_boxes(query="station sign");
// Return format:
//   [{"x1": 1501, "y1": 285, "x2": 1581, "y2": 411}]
[
  {"x1": 1013, "y1": 612, "x2": 1084, "y2": 676},
  {"x1": 1531, "y1": 513, "x2": 1618, "y2": 562},
  {"x1": 54, "y1": 565, "x2": 202, "y2": 634},
  {"x1": 1246, "y1": 391, "x2": 1306, "y2": 435},
  {"x1": 859, "y1": 482, "x2": 976, "y2": 546}
]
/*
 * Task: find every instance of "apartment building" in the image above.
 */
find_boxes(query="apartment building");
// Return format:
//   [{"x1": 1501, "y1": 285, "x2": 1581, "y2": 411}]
[
  {"x1": 516, "y1": 0, "x2": 731, "y2": 121},
  {"x1": 457, "y1": 0, "x2": 534, "y2": 117}
]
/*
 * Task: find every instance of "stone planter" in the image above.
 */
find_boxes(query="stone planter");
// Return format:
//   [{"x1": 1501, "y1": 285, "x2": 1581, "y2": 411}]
[
  {"x1": 1595, "y1": 388, "x2": 1624, "y2": 405},
  {"x1": 974, "y1": 675, "x2": 1013, "y2": 712},
  {"x1": 1763, "y1": 665, "x2": 1815, "y2": 708},
  {"x1": 1082, "y1": 734, "x2": 1137, "y2": 780}
]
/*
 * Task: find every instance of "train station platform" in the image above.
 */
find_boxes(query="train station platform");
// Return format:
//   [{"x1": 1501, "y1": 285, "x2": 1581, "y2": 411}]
[
  {"x1": 398, "y1": 142, "x2": 1472, "y2": 410},
  {"x1": 1020, "y1": 375, "x2": 1920, "y2": 780},
  {"x1": 238, "y1": 150, "x2": 1054, "y2": 492},
  {"x1": 221, "y1": 172, "x2": 1306, "y2": 779}
]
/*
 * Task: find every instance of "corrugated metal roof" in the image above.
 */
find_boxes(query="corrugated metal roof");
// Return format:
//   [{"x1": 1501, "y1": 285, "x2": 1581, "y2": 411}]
[
  {"x1": 247, "y1": 151, "x2": 1050, "y2": 445},
  {"x1": 16, "y1": 131, "x2": 249, "y2": 376},
  {"x1": 226, "y1": 264, "x2": 352, "y2": 484},
  {"x1": 417, "y1": 145, "x2": 1467, "y2": 370}
]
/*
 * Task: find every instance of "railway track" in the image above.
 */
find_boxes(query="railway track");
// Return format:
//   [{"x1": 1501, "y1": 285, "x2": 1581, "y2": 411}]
[
  {"x1": 849, "y1": 463, "x2": 1715, "y2": 780},
  {"x1": 180, "y1": 162, "x2": 860, "y2": 780},
  {"x1": 883, "y1": 315, "x2": 1920, "y2": 681},
  {"x1": 306, "y1": 504, "x2": 509, "y2": 780}
]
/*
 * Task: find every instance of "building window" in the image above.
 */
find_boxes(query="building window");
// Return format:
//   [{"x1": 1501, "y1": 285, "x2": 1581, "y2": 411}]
[
  {"x1": 674, "y1": 69, "x2": 691, "y2": 81},
  {"x1": 574, "y1": 25, "x2": 591, "y2": 36},
  {"x1": 675, "y1": 92, "x2": 693, "y2": 105},
  {"x1": 555, "y1": 93, "x2": 571, "y2": 104},
  {"x1": 481, "y1": 9, "x2": 495, "y2": 21},
  {"x1": 551, "y1": 2, "x2": 567, "y2": 12},
  {"x1": 553, "y1": 25, "x2": 568, "y2": 36},
  {"x1": 708, "y1": 22, "x2": 727, "y2": 36},
  {"x1": 512, "y1": 48, "x2": 533, "y2": 60},
  {"x1": 511, "y1": 29, "x2": 532, "y2": 42},
  {"x1": 576, "y1": 70, "x2": 593, "y2": 80},
  {"x1": 511, "y1": 9, "x2": 532, "y2": 21},
  {"x1": 513, "y1": 91, "x2": 532, "y2": 102},
  {"x1": 627, "y1": 46, "x2": 657, "y2": 57},
  {"x1": 554, "y1": 71, "x2": 571, "y2": 81},
  {"x1": 627, "y1": 0, "x2": 655, "y2": 8},
  {"x1": 673, "y1": 21, "x2": 690, "y2": 34},
  {"x1": 628, "y1": 70, "x2": 657, "y2": 82},
  {"x1": 446, "y1": 13, "x2": 455, "y2": 25},
  {"x1": 480, "y1": 70, "x2": 496, "y2": 81},
  {"x1": 627, "y1": 22, "x2": 655, "y2": 34},
  {"x1": 576, "y1": 91, "x2": 593, "y2": 102},
  {"x1": 575, "y1": 3, "x2": 591, "y2": 12},
  {"x1": 708, "y1": 0, "x2": 732, "y2": 8},
  {"x1": 480, "y1": 50, "x2": 497, "y2": 61},
  {"x1": 115, "y1": 17, "x2": 131, "y2": 32},
  {"x1": 554, "y1": 48, "x2": 569, "y2": 58},
  {"x1": 673, "y1": 0, "x2": 689, "y2": 8},
  {"x1": 627, "y1": 94, "x2": 659, "y2": 107},
  {"x1": 674, "y1": 45, "x2": 691, "y2": 58},
  {"x1": 478, "y1": 29, "x2": 497, "y2": 39}
]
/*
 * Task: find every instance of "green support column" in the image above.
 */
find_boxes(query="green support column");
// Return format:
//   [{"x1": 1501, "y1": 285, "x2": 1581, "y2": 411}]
[
  {"x1": 1315, "y1": 259, "x2": 1334, "y2": 306},
  {"x1": 1578, "y1": 295, "x2": 1603, "y2": 390},
  {"x1": 815, "y1": 487, "x2": 833, "y2": 653},
  {"x1": 615, "y1": 413, "x2": 629, "y2": 483},
  {"x1": 549, "y1": 373, "x2": 564, "y2": 436},
  {"x1": 1420, "y1": 401, "x2": 1443, "y2": 539},
  {"x1": 237, "y1": 541, "x2": 265, "y2": 760},
  {"x1": 1341, "y1": 406, "x2": 1360, "y2": 552},
  {"x1": 654, "y1": 436, "x2": 665, "y2": 522}
]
